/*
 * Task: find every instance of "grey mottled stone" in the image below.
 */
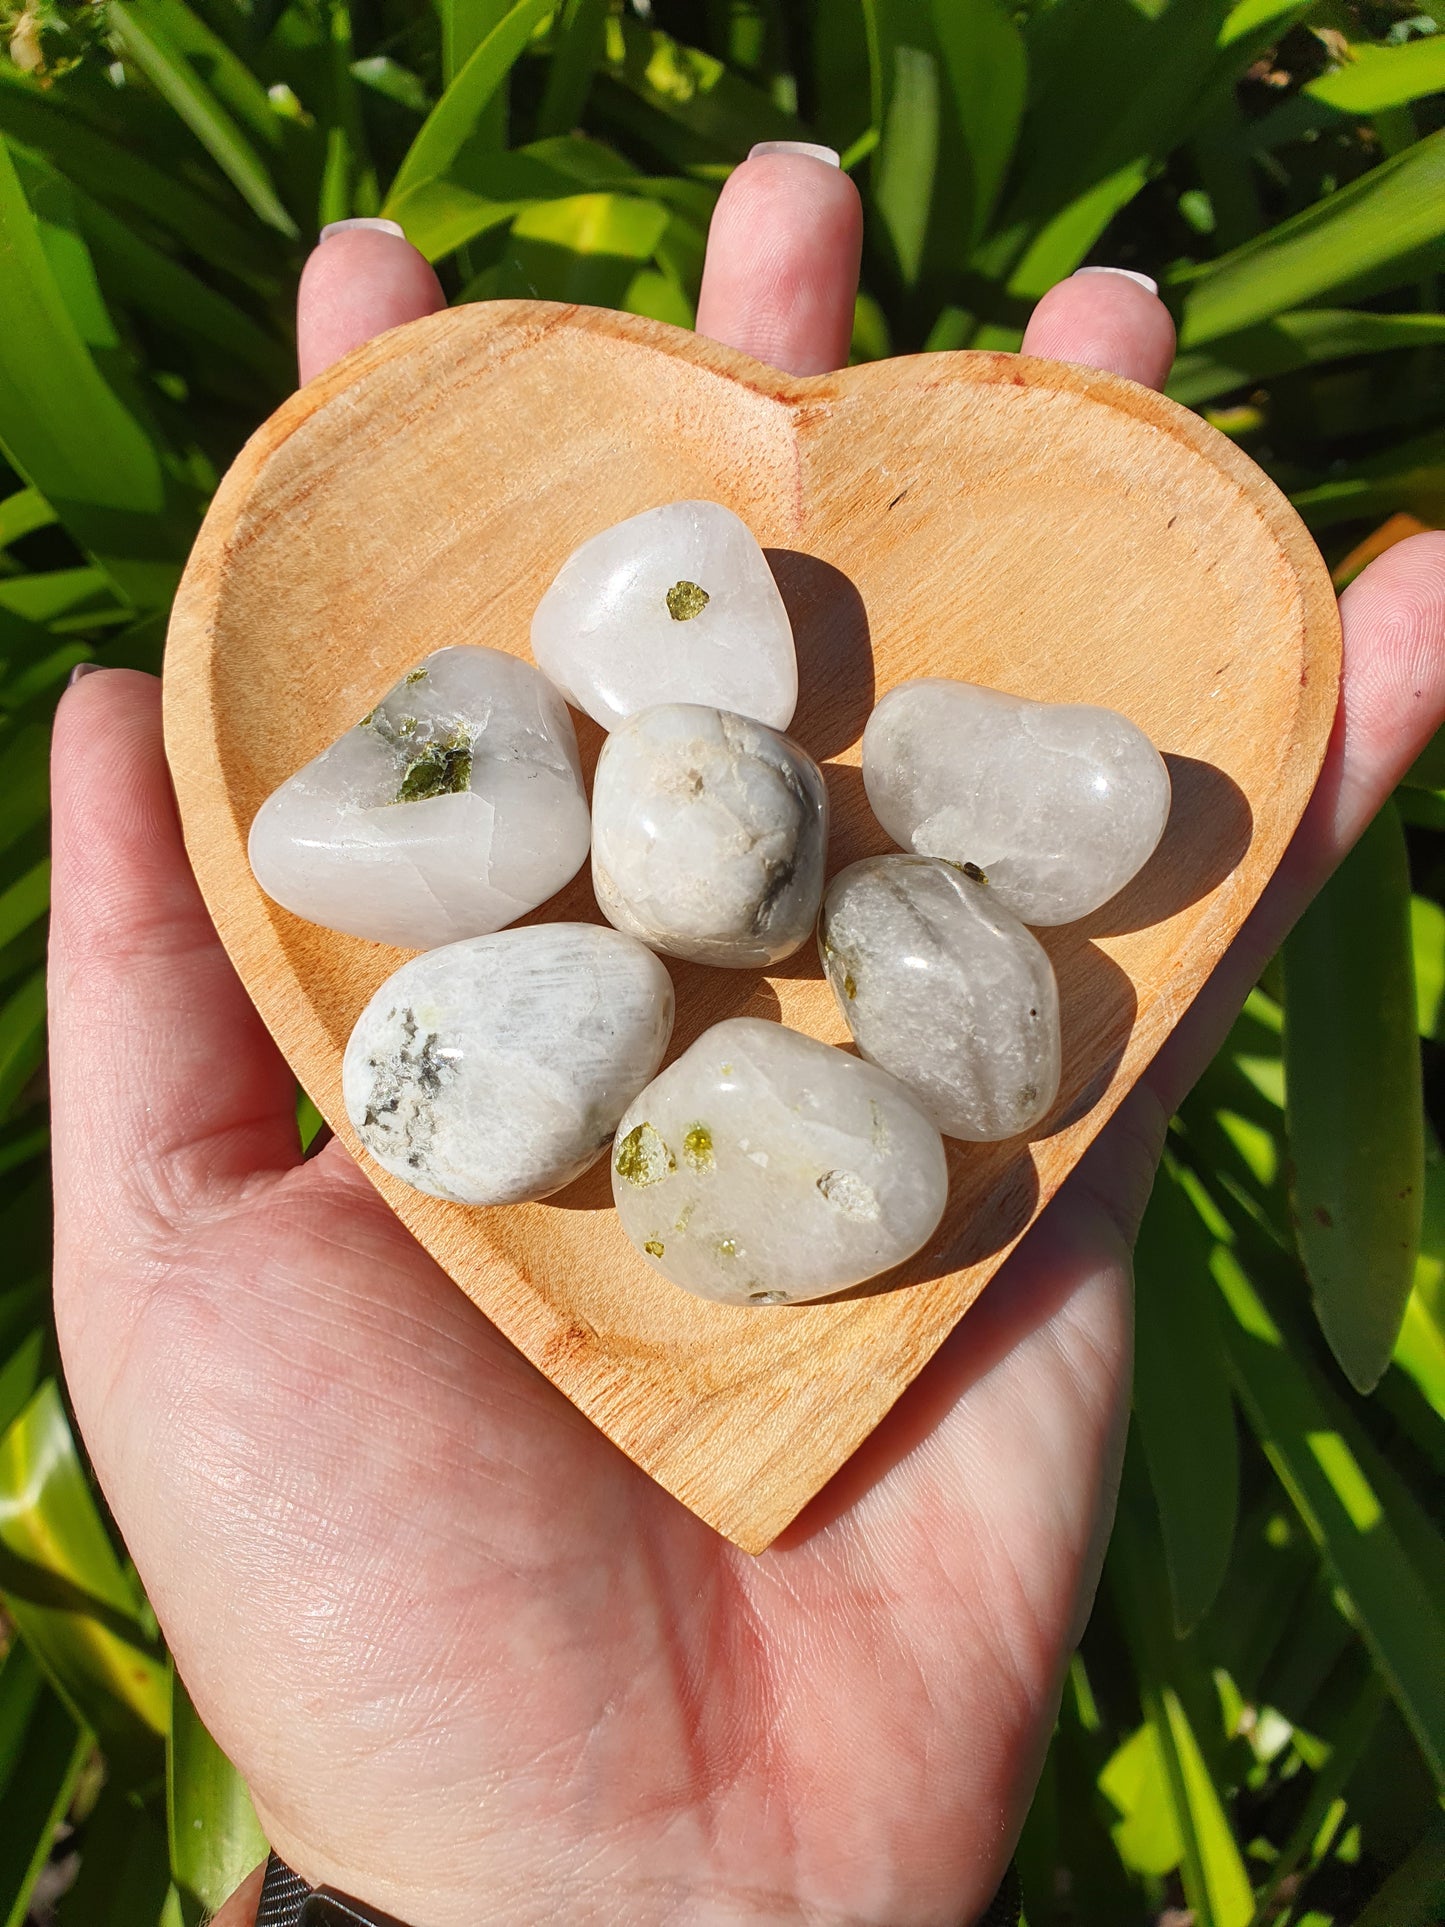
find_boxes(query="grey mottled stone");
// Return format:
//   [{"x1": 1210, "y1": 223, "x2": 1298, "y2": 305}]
[
  {"x1": 249, "y1": 646, "x2": 590, "y2": 950},
  {"x1": 343, "y1": 924, "x2": 673, "y2": 1204},
  {"x1": 611, "y1": 1018, "x2": 947, "y2": 1303},
  {"x1": 820, "y1": 856, "x2": 1061, "y2": 1141},
  {"x1": 862, "y1": 678, "x2": 1171, "y2": 925},
  {"x1": 530, "y1": 501, "x2": 797, "y2": 731},
  {"x1": 591, "y1": 704, "x2": 828, "y2": 968}
]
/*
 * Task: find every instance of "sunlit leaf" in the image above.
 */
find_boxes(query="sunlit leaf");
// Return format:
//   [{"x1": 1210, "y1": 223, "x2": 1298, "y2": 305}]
[
  {"x1": 0, "y1": 137, "x2": 181, "y2": 598},
  {"x1": 385, "y1": 0, "x2": 555, "y2": 204},
  {"x1": 1134, "y1": 1160, "x2": 1240, "y2": 1632},
  {"x1": 167, "y1": 1666, "x2": 267, "y2": 1918},
  {"x1": 1283, "y1": 803, "x2": 1424, "y2": 1392},
  {"x1": 1306, "y1": 37, "x2": 1445, "y2": 115},
  {"x1": 1168, "y1": 310, "x2": 1445, "y2": 409},
  {"x1": 0, "y1": 1381, "x2": 168, "y2": 1779},
  {"x1": 1179, "y1": 129, "x2": 1445, "y2": 346},
  {"x1": 107, "y1": 0, "x2": 298, "y2": 238}
]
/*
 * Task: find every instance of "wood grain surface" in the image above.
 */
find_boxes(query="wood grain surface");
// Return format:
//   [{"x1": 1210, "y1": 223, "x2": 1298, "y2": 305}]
[{"x1": 162, "y1": 301, "x2": 1341, "y2": 1552}]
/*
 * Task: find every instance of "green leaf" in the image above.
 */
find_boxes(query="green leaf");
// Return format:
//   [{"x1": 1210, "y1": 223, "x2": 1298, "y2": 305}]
[
  {"x1": 0, "y1": 136, "x2": 180, "y2": 598},
  {"x1": 9, "y1": 147, "x2": 291, "y2": 392},
  {"x1": 1108, "y1": 1471, "x2": 1255, "y2": 1927},
  {"x1": 107, "y1": 0, "x2": 299, "y2": 238},
  {"x1": 537, "y1": 0, "x2": 609, "y2": 137},
  {"x1": 385, "y1": 0, "x2": 555, "y2": 205},
  {"x1": 1167, "y1": 309, "x2": 1445, "y2": 409},
  {"x1": 1210, "y1": 1239, "x2": 1445, "y2": 1786},
  {"x1": 598, "y1": 15, "x2": 802, "y2": 163},
  {"x1": 1413, "y1": 894, "x2": 1445, "y2": 1041},
  {"x1": 0, "y1": 862, "x2": 50, "y2": 957},
  {"x1": 1153, "y1": 1684, "x2": 1254, "y2": 1927},
  {"x1": 0, "y1": 726, "x2": 49, "y2": 860},
  {"x1": 988, "y1": 0, "x2": 1229, "y2": 297},
  {"x1": 0, "y1": 488, "x2": 55, "y2": 551},
  {"x1": 0, "y1": 1644, "x2": 89, "y2": 1927},
  {"x1": 1349, "y1": 1810, "x2": 1445, "y2": 1927},
  {"x1": 482, "y1": 189, "x2": 671, "y2": 307},
  {"x1": 1134, "y1": 1160, "x2": 1240, "y2": 1633},
  {"x1": 0, "y1": 69, "x2": 281, "y2": 286},
  {"x1": 1100, "y1": 1721, "x2": 1184, "y2": 1876},
  {"x1": 0, "y1": 972, "x2": 44, "y2": 1119},
  {"x1": 0, "y1": 1380, "x2": 168, "y2": 1778},
  {"x1": 54, "y1": 1785, "x2": 172, "y2": 1927},
  {"x1": 1306, "y1": 37, "x2": 1445, "y2": 114},
  {"x1": 1292, "y1": 424, "x2": 1445, "y2": 532},
  {"x1": 1247, "y1": 1671, "x2": 1387, "y2": 1927},
  {"x1": 1178, "y1": 129, "x2": 1445, "y2": 347},
  {"x1": 167, "y1": 1666, "x2": 267, "y2": 1917},
  {"x1": 1283, "y1": 802, "x2": 1424, "y2": 1392},
  {"x1": 385, "y1": 130, "x2": 645, "y2": 262}
]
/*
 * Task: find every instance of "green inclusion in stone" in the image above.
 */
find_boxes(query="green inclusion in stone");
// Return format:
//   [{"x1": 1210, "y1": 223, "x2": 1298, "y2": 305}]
[
  {"x1": 395, "y1": 731, "x2": 473, "y2": 804},
  {"x1": 666, "y1": 579, "x2": 710, "y2": 622},
  {"x1": 615, "y1": 1122, "x2": 675, "y2": 1186}
]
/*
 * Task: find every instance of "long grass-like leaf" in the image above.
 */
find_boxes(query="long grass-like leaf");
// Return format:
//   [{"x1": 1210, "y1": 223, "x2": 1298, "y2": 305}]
[
  {"x1": 0, "y1": 1380, "x2": 168, "y2": 1778},
  {"x1": 0, "y1": 1643, "x2": 89, "y2": 1927},
  {"x1": 1283, "y1": 802, "x2": 1424, "y2": 1392},
  {"x1": 107, "y1": 0, "x2": 299, "y2": 237},
  {"x1": 167, "y1": 1667, "x2": 267, "y2": 1916},
  {"x1": 1306, "y1": 36, "x2": 1445, "y2": 114},
  {"x1": 1178, "y1": 129, "x2": 1445, "y2": 346},
  {"x1": 1134, "y1": 1159, "x2": 1240, "y2": 1632},
  {"x1": 1168, "y1": 310, "x2": 1445, "y2": 408},
  {"x1": 537, "y1": 0, "x2": 609, "y2": 138},
  {"x1": 0, "y1": 137, "x2": 178, "y2": 595},
  {"x1": 1209, "y1": 1237, "x2": 1445, "y2": 1786},
  {"x1": 385, "y1": 0, "x2": 554, "y2": 204}
]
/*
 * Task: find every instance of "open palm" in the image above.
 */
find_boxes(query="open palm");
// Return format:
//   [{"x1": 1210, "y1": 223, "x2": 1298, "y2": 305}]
[{"x1": 48, "y1": 152, "x2": 1445, "y2": 1927}]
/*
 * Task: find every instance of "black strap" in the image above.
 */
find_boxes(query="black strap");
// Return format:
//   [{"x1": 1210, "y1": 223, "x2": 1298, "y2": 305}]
[
  {"x1": 257, "y1": 1853, "x2": 410, "y2": 1927},
  {"x1": 260, "y1": 1847, "x2": 1021, "y2": 1925}
]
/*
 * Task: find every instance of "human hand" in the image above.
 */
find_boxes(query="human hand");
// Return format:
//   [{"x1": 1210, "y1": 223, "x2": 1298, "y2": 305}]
[{"x1": 49, "y1": 149, "x2": 1445, "y2": 1927}]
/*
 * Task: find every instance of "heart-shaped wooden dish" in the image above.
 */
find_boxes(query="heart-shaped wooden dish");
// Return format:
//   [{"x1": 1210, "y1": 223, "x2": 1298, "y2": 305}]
[{"x1": 164, "y1": 301, "x2": 1339, "y2": 1551}]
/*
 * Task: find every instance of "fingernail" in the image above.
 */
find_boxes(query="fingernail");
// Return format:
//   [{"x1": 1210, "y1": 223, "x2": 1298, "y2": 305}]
[
  {"x1": 747, "y1": 141, "x2": 841, "y2": 167},
  {"x1": 319, "y1": 217, "x2": 406, "y2": 244},
  {"x1": 1074, "y1": 266, "x2": 1159, "y2": 295},
  {"x1": 67, "y1": 661, "x2": 102, "y2": 688}
]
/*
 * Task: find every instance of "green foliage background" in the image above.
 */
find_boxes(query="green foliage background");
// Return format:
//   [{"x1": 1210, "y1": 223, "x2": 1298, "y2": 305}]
[{"x1": 0, "y1": 0, "x2": 1442, "y2": 1920}]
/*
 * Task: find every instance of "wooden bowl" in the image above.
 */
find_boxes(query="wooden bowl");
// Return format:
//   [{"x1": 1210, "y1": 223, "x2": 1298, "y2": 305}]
[{"x1": 163, "y1": 302, "x2": 1340, "y2": 1551}]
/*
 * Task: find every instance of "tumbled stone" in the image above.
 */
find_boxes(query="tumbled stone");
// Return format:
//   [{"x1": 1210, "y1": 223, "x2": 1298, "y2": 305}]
[
  {"x1": 862, "y1": 678, "x2": 1171, "y2": 925},
  {"x1": 820, "y1": 856, "x2": 1060, "y2": 1141},
  {"x1": 343, "y1": 924, "x2": 673, "y2": 1205},
  {"x1": 530, "y1": 501, "x2": 797, "y2": 732},
  {"x1": 591, "y1": 704, "x2": 828, "y2": 968},
  {"x1": 611, "y1": 1018, "x2": 948, "y2": 1303},
  {"x1": 249, "y1": 646, "x2": 590, "y2": 950}
]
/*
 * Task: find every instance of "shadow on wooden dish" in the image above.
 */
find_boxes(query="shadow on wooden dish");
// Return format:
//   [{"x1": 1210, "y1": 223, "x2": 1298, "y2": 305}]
[{"x1": 163, "y1": 302, "x2": 1340, "y2": 1552}]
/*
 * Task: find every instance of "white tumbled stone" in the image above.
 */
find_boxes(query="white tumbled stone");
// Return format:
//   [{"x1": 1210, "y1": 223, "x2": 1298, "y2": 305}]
[
  {"x1": 249, "y1": 646, "x2": 590, "y2": 950},
  {"x1": 862, "y1": 679, "x2": 1171, "y2": 925},
  {"x1": 611, "y1": 1018, "x2": 947, "y2": 1304},
  {"x1": 591, "y1": 704, "x2": 828, "y2": 968},
  {"x1": 530, "y1": 501, "x2": 797, "y2": 732},
  {"x1": 343, "y1": 924, "x2": 674, "y2": 1205},
  {"x1": 820, "y1": 856, "x2": 1060, "y2": 1141}
]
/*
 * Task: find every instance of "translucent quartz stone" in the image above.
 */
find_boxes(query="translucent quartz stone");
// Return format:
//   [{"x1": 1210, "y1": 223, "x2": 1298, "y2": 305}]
[
  {"x1": 530, "y1": 501, "x2": 797, "y2": 732},
  {"x1": 611, "y1": 1018, "x2": 947, "y2": 1304},
  {"x1": 862, "y1": 678, "x2": 1171, "y2": 925},
  {"x1": 591, "y1": 704, "x2": 828, "y2": 968},
  {"x1": 343, "y1": 924, "x2": 674, "y2": 1205},
  {"x1": 820, "y1": 856, "x2": 1061, "y2": 1141},
  {"x1": 249, "y1": 646, "x2": 590, "y2": 950}
]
